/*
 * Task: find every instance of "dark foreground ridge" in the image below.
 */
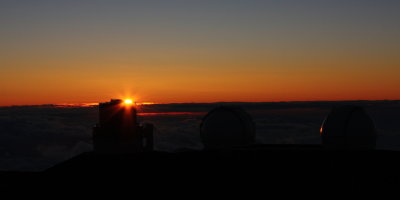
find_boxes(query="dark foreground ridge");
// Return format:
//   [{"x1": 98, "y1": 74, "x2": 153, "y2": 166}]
[
  {"x1": 45, "y1": 145, "x2": 400, "y2": 190},
  {"x1": 1, "y1": 100, "x2": 399, "y2": 191},
  {"x1": 1, "y1": 145, "x2": 399, "y2": 191}
]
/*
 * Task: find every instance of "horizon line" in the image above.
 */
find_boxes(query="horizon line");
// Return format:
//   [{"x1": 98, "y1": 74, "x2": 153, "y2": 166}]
[{"x1": 1, "y1": 99, "x2": 399, "y2": 108}]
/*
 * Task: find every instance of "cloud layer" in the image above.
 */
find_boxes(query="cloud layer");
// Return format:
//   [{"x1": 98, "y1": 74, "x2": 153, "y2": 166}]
[{"x1": 1, "y1": 101, "x2": 399, "y2": 171}]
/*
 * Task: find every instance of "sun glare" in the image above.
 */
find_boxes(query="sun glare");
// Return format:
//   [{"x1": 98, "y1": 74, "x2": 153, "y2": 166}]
[{"x1": 124, "y1": 99, "x2": 133, "y2": 105}]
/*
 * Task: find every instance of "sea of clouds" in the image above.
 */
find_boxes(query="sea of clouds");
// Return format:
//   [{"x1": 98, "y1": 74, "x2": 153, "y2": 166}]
[{"x1": 0, "y1": 101, "x2": 399, "y2": 171}]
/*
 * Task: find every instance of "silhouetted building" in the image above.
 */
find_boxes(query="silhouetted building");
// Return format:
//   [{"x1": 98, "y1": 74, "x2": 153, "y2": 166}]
[
  {"x1": 44, "y1": 103, "x2": 399, "y2": 190},
  {"x1": 93, "y1": 99, "x2": 153, "y2": 153},
  {"x1": 320, "y1": 105, "x2": 377, "y2": 149},
  {"x1": 200, "y1": 106, "x2": 255, "y2": 149}
]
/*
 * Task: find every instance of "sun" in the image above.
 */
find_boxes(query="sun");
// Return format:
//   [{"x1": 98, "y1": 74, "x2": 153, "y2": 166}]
[{"x1": 124, "y1": 99, "x2": 133, "y2": 105}]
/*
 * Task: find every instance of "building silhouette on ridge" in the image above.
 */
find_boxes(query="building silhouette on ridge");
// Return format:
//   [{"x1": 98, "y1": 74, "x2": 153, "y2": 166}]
[{"x1": 93, "y1": 99, "x2": 153, "y2": 154}]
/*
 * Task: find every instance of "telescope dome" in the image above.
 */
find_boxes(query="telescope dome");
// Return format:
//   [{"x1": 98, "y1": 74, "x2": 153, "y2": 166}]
[
  {"x1": 200, "y1": 106, "x2": 255, "y2": 149},
  {"x1": 320, "y1": 105, "x2": 377, "y2": 149}
]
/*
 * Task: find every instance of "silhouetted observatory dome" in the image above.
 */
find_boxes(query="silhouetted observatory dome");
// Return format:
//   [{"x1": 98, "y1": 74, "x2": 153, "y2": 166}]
[
  {"x1": 200, "y1": 106, "x2": 255, "y2": 149},
  {"x1": 320, "y1": 105, "x2": 377, "y2": 149}
]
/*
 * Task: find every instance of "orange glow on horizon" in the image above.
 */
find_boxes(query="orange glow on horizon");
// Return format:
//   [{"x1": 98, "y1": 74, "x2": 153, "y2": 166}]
[
  {"x1": 1, "y1": 66, "x2": 400, "y2": 106},
  {"x1": 137, "y1": 102, "x2": 155, "y2": 105}
]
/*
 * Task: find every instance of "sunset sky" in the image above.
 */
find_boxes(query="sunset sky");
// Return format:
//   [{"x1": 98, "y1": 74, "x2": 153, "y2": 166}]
[{"x1": 1, "y1": 0, "x2": 399, "y2": 106}]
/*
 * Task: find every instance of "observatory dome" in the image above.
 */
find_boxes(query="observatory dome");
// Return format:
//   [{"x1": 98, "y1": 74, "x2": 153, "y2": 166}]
[
  {"x1": 320, "y1": 105, "x2": 377, "y2": 149},
  {"x1": 200, "y1": 106, "x2": 255, "y2": 149}
]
